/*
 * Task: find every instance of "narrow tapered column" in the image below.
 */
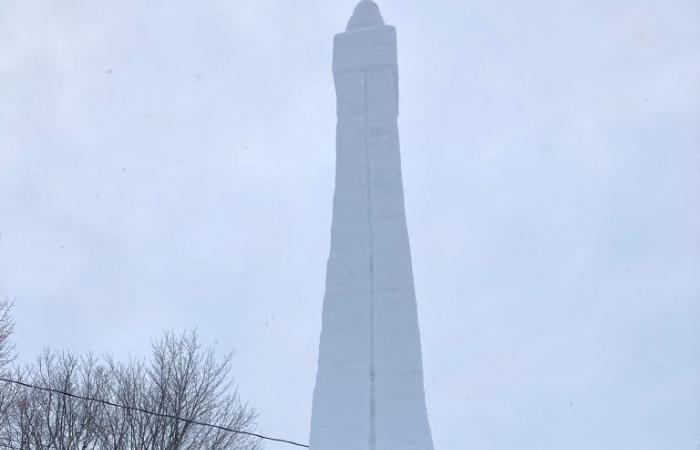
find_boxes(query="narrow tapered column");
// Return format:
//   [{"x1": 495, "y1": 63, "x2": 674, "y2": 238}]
[{"x1": 309, "y1": 2, "x2": 434, "y2": 450}]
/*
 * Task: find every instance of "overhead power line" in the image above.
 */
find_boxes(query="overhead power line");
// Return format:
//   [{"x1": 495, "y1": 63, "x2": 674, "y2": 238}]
[{"x1": 0, "y1": 377, "x2": 309, "y2": 449}]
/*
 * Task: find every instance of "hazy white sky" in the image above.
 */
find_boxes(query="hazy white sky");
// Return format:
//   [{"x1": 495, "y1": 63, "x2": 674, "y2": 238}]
[{"x1": 1, "y1": 1, "x2": 699, "y2": 449}]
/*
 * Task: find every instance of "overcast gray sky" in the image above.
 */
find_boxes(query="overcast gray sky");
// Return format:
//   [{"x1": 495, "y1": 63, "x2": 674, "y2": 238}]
[{"x1": 1, "y1": 1, "x2": 699, "y2": 449}]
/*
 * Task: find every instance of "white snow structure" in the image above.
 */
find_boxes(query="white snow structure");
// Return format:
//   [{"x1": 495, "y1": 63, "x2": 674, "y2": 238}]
[{"x1": 309, "y1": 2, "x2": 435, "y2": 450}]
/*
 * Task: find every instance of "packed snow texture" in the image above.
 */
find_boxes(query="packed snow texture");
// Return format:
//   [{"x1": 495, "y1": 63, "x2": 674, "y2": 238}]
[{"x1": 309, "y1": 3, "x2": 435, "y2": 450}]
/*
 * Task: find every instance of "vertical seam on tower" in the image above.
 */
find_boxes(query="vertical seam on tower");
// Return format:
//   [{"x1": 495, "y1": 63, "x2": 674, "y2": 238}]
[{"x1": 364, "y1": 69, "x2": 377, "y2": 450}]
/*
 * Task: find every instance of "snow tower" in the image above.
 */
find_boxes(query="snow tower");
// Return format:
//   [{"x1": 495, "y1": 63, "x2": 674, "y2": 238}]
[{"x1": 309, "y1": 2, "x2": 434, "y2": 450}]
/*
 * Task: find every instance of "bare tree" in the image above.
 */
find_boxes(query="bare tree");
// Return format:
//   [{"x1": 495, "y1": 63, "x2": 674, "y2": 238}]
[
  {"x1": 8, "y1": 351, "x2": 107, "y2": 449},
  {"x1": 0, "y1": 300, "x2": 15, "y2": 371},
  {"x1": 102, "y1": 331, "x2": 259, "y2": 450},
  {"x1": 0, "y1": 300, "x2": 19, "y2": 448},
  {"x1": 0, "y1": 328, "x2": 260, "y2": 450}
]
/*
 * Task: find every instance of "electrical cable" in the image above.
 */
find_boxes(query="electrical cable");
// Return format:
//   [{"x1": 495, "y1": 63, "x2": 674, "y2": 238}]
[{"x1": 0, "y1": 377, "x2": 309, "y2": 448}]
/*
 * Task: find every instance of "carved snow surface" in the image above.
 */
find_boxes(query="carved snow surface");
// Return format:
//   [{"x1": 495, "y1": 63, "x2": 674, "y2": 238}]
[{"x1": 309, "y1": 3, "x2": 434, "y2": 450}]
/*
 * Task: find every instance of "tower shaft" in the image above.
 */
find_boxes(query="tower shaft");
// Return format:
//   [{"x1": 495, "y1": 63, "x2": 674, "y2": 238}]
[{"x1": 310, "y1": 4, "x2": 434, "y2": 450}]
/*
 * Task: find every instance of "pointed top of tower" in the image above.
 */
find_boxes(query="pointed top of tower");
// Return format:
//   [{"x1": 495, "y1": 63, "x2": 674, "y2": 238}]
[{"x1": 346, "y1": 0, "x2": 385, "y2": 31}]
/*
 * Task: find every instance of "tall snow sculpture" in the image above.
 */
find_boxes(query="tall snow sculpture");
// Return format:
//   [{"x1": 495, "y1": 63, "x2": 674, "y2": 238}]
[{"x1": 309, "y1": 2, "x2": 434, "y2": 450}]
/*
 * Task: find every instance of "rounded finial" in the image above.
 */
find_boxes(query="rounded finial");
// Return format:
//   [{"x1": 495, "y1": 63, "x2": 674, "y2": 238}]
[{"x1": 346, "y1": 0, "x2": 385, "y2": 31}]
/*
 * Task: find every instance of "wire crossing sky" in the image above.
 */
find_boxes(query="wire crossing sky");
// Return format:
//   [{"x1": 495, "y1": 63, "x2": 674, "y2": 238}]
[
  {"x1": 0, "y1": 378, "x2": 309, "y2": 448},
  {"x1": 1, "y1": 1, "x2": 699, "y2": 449}
]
